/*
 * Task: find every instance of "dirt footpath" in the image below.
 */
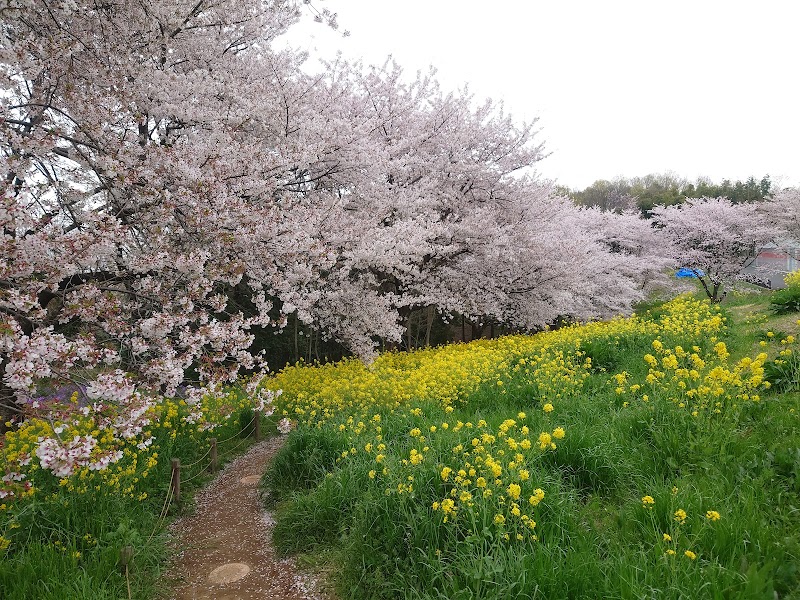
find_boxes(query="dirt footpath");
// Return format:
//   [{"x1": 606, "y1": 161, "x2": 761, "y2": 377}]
[{"x1": 163, "y1": 436, "x2": 332, "y2": 600}]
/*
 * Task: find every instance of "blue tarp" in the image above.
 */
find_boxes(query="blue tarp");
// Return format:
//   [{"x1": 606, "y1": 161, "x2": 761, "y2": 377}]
[{"x1": 675, "y1": 268, "x2": 704, "y2": 278}]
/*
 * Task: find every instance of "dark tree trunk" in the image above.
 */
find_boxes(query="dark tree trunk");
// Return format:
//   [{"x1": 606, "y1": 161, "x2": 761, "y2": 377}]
[
  {"x1": 424, "y1": 305, "x2": 435, "y2": 347},
  {"x1": 0, "y1": 361, "x2": 20, "y2": 435},
  {"x1": 293, "y1": 313, "x2": 299, "y2": 363},
  {"x1": 471, "y1": 322, "x2": 483, "y2": 341}
]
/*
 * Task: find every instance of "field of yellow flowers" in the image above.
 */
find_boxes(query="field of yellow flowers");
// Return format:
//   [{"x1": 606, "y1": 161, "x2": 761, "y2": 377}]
[
  {"x1": 263, "y1": 294, "x2": 800, "y2": 599},
  {"x1": 1, "y1": 291, "x2": 799, "y2": 599}
]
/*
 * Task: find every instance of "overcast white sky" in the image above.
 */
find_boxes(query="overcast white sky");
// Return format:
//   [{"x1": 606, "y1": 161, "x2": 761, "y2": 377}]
[{"x1": 281, "y1": 0, "x2": 799, "y2": 191}]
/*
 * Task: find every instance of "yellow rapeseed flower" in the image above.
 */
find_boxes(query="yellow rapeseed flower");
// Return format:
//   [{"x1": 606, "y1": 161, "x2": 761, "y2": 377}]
[{"x1": 529, "y1": 488, "x2": 545, "y2": 506}]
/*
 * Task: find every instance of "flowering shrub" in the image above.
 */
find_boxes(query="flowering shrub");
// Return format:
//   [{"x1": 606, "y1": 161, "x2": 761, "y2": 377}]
[
  {"x1": 0, "y1": 377, "x2": 278, "y2": 499},
  {"x1": 613, "y1": 337, "x2": 773, "y2": 417},
  {"x1": 762, "y1": 328, "x2": 800, "y2": 392},
  {"x1": 0, "y1": 381, "x2": 277, "y2": 575},
  {"x1": 770, "y1": 270, "x2": 800, "y2": 314},
  {"x1": 785, "y1": 270, "x2": 800, "y2": 288}
]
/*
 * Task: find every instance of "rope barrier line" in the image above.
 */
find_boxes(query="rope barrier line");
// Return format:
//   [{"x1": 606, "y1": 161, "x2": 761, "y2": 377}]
[
  {"x1": 217, "y1": 431, "x2": 251, "y2": 458},
  {"x1": 179, "y1": 466, "x2": 210, "y2": 485},
  {"x1": 152, "y1": 484, "x2": 173, "y2": 539},
  {"x1": 182, "y1": 444, "x2": 212, "y2": 470},
  {"x1": 178, "y1": 413, "x2": 259, "y2": 482},
  {"x1": 177, "y1": 410, "x2": 259, "y2": 465},
  {"x1": 144, "y1": 481, "x2": 173, "y2": 547},
  {"x1": 154, "y1": 483, "x2": 172, "y2": 525},
  {"x1": 214, "y1": 413, "x2": 257, "y2": 446},
  {"x1": 153, "y1": 482, "x2": 173, "y2": 534}
]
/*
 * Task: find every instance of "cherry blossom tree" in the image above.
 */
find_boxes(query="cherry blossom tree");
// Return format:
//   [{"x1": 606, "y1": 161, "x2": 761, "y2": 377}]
[
  {"x1": 762, "y1": 188, "x2": 800, "y2": 244},
  {"x1": 287, "y1": 59, "x2": 673, "y2": 336},
  {"x1": 277, "y1": 60, "x2": 609, "y2": 340},
  {"x1": 1, "y1": 0, "x2": 681, "y2": 482},
  {"x1": 575, "y1": 207, "x2": 678, "y2": 308},
  {"x1": 650, "y1": 197, "x2": 780, "y2": 302},
  {"x1": 0, "y1": 0, "x2": 346, "y2": 444},
  {"x1": 196, "y1": 56, "x2": 674, "y2": 350}
]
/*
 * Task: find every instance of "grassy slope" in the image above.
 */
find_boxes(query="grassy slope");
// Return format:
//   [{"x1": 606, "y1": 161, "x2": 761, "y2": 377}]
[{"x1": 264, "y1": 292, "x2": 800, "y2": 600}]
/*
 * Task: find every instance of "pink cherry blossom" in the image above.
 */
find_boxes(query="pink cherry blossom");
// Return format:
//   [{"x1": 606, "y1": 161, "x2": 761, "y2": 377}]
[{"x1": 651, "y1": 197, "x2": 783, "y2": 301}]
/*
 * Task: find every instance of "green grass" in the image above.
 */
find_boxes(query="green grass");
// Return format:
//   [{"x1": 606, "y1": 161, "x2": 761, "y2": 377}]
[{"x1": 264, "y1": 294, "x2": 800, "y2": 599}]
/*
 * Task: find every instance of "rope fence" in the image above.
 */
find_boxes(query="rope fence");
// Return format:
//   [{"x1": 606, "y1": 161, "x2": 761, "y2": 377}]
[
  {"x1": 146, "y1": 480, "x2": 174, "y2": 545},
  {"x1": 181, "y1": 444, "x2": 213, "y2": 471},
  {"x1": 123, "y1": 409, "x2": 266, "y2": 585},
  {"x1": 215, "y1": 413, "x2": 257, "y2": 446},
  {"x1": 216, "y1": 430, "x2": 252, "y2": 459}
]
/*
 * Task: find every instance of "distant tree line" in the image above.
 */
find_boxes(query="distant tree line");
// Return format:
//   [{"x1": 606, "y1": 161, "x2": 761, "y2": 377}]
[{"x1": 563, "y1": 173, "x2": 773, "y2": 214}]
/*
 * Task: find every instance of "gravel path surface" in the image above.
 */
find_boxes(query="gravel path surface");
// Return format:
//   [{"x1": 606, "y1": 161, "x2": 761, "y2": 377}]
[{"x1": 163, "y1": 436, "x2": 333, "y2": 600}]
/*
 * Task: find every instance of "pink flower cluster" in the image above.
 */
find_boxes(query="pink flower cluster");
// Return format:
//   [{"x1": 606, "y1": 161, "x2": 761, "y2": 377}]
[{"x1": 35, "y1": 435, "x2": 123, "y2": 478}]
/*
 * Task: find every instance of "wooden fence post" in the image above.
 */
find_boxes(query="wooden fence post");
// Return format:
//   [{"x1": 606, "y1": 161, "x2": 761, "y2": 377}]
[
  {"x1": 254, "y1": 409, "x2": 261, "y2": 441},
  {"x1": 118, "y1": 545, "x2": 134, "y2": 573},
  {"x1": 170, "y1": 458, "x2": 181, "y2": 504},
  {"x1": 210, "y1": 438, "x2": 218, "y2": 473}
]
